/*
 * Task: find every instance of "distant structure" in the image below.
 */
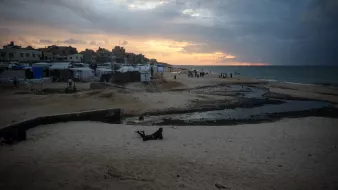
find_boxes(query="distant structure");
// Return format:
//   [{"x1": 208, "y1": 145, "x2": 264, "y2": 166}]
[
  {"x1": 0, "y1": 41, "x2": 42, "y2": 62},
  {"x1": 81, "y1": 49, "x2": 97, "y2": 64},
  {"x1": 38, "y1": 45, "x2": 78, "y2": 62},
  {"x1": 0, "y1": 41, "x2": 170, "y2": 66},
  {"x1": 96, "y1": 47, "x2": 112, "y2": 63},
  {"x1": 67, "y1": 53, "x2": 83, "y2": 63}
]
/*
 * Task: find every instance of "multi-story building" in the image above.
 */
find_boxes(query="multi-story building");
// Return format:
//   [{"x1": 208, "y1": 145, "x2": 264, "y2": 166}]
[
  {"x1": 41, "y1": 51, "x2": 54, "y2": 61},
  {"x1": 0, "y1": 42, "x2": 42, "y2": 62},
  {"x1": 81, "y1": 49, "x2": 97, "y2": 64},
  {"x1": 38, "y1": 45, "x2": 78, "y2": 57},
  {"x1": 67, "y1": 53, "x2": 83, "y2": 62}
]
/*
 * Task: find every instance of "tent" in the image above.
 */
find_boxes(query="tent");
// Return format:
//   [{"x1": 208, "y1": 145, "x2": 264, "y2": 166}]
[
  {"x1": 140, "y1": 73, "x2": 151, "y2": 82},
  {"x1": 96, "y1": 68, "x2": 113, "y2": 79},
  {"x1": 157, "y1": 64, "x2": 164, "y2": 72},
  {"x1": 69, "y1": 67, "x2": 94, "y2": 81},
  {"x1": 117, "y1": 66, "x2": 138, "y2": 73},
  {"x1": 49, "y1": 62, "x2": 71, "y2": 70},
  {"x1": 32, "y1": 62, "x2": 52, "y2": 68},
  {"x1": 32, "y1": 67, "x2": 44, "y2": 79}
]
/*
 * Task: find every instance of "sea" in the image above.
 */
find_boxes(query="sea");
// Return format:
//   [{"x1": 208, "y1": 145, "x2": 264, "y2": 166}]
[{"x1": 178, "y1": 66, "x2": 338, "y2": 86}]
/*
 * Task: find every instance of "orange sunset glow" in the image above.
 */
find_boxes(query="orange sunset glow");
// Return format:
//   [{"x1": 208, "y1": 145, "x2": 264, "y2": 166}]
[
  {"x1": 1, "y1": 31, "x2": 268, "y2": 66},
  {"x1": 0, "y1": 0, "x2": 278, "y2": 66}
]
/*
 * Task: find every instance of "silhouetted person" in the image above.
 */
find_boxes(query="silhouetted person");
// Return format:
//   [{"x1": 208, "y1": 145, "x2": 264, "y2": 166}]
[
  {"x1": 13, "y1": 77, "x2": 17, "y2": 88},
  {"x1": 136, "y1": 128, "x2": 163, "y2": 141},
  {"x1": 230, "y1": 73, "x2": 232, "y2": 78}
]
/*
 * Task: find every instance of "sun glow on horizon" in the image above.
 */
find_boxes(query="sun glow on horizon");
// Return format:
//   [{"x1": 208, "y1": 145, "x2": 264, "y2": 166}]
[{"x1": 0, "y1": 22, "x2": 269, "y2": 66}]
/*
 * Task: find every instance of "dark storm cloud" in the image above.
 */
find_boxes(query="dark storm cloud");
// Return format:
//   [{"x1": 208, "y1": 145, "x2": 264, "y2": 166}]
[{"x1": 0, "y1": 0, "x2": 337, "y2": 65}]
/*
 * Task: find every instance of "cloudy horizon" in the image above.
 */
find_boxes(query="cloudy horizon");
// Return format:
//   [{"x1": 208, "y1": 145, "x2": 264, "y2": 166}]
[{"x1": 0, "y1": 0, "x2": 337, "y2": 65}]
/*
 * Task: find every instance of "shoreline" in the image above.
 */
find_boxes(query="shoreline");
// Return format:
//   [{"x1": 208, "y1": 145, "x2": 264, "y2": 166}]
[{"x1": 176, "y1": 65, "x2": 338, "y2": 88}]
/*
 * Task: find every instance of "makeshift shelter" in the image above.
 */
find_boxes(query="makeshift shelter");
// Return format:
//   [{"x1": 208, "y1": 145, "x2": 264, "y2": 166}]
[
  {"x1": 69, "y1": 67, "x2": 94, "y2": 82},
  {"x1": 157, "y1": 64, "x2": 164, "y2": 72},
  {"x1": 32, "y1": 63, "x2": 52, "y2": 68},
  {"x1": 31, "y1": 63, "x2": 51, "y2": 79},
  {"x1": 138, "y1": 64, "x2": 151, "y2": 82},
  {"x1": 111, "y1": 71, "x2": 140, "y2": 83},
  {"x1": 140, "y1": 72, "x2": 151, "y2": 82},
  {"x1": 32, "y1": 67, "x2": 44, "y2": 79},
  {"x1": 96, "y1": 68, "x2": 113, "y2": 79},
  {"x1": 49, "y1": 62, "x2": 71, "y2": 70},
  {"x1": 49, "y1": 63, "x2": 72, "y2": 82}
]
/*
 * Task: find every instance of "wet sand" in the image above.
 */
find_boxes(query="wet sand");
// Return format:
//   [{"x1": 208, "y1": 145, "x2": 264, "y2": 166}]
[{"x1": 1, "y1": 117, "x2": 338, "y2": 190}]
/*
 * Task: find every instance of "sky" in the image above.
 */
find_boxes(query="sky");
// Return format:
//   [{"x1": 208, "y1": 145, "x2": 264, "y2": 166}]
[{"x1": 0, "y1": 0, "x2": 337, "y2": 66}]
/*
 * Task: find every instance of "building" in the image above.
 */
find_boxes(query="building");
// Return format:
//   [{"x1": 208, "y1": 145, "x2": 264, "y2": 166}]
[
  {"x1": 0, "y1": 42, "x2": 42, "y2": 62},
  {"x1": 38, "y1": 45, "x2": 78, "y2": 57},
  {"x1": 41, "y1": 51, "x2": 54, "y2": 61},
  {"x1": 81, "y1": 49, "x2": 97, "y2": 64},
  {"x1": 67, "y1": 53, "x2": 83, "y2": 62},
  {"x1": 96, "y1": 47, "x2": 112, "y2": 63}
]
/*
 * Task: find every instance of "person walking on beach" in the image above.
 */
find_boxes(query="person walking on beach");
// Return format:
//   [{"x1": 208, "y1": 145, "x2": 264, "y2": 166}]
[
  {"x1": 68, "y1": 78, "x2": 74, "y2": 90},
  {"x1": 13, "y1": 77, "x2": 17, "y2": 88},
  {"x1": 230, "y1": 73, "x2": 232, "y2": 78}
]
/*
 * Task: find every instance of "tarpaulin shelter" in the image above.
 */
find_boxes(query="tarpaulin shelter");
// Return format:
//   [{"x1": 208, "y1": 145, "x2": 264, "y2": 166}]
[
  {"x1": 32, "y1": 67, "x2": 44, "y2": 79},
  {"x1": 96, "y1": 68, "x2": 113, "y2": 79},
  {"x1": 69, "y1": 67, "x2": 94, "y2": 82},
  {"x1": 49, "y1": 63, "x2": 72, "y2": 82},
  {"x1": 157, "y1": 64, "x2": 164, "y2": 72}
]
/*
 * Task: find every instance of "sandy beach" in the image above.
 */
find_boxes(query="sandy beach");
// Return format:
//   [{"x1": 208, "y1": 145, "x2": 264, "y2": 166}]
[
  {"x1": 1, "y1": 117, "x2": 338, "y2": 190},
  {"x1": 1, "y1": 69, "x2": 338, "y2": 189}
]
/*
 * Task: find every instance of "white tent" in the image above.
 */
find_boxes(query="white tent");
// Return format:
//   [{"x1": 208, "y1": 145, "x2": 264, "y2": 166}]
[
  {"x1": 137, "y1": 64, "x2": 150, "y2": 73},
  {"x1": 49, "y1": 62, "x2": 71, "y2": 70},
  {"x1": 32, "y1": 62, "x2": 51, "y2": 68},
  {"x1": 69, "y1": 67, "x2": 94, "y2": 81},
  {"x1": 140, "y1": 73, "x2": 151, "y2": 82},
  {"x1": 117, "y1": 66, "x2": 138, "y2": 73}
]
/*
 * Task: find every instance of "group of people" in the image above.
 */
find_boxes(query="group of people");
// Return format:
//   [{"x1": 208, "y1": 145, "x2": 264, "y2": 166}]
[
  {"x1": 219, "y1": 73, "x2": 233, "y2": 78},
  {"x1": 188, "y1": 70, "x2": 208, "y2": 78}
]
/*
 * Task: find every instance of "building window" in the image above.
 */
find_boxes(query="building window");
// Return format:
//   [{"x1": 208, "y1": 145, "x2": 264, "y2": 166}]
[
  {"x1": 76, "y1": 56, "x2": 78, "y2": 59},
  {"x1": 32, "y1": 54, "x2": 36, "y2": 58},
  {"x1": 20, "y1": 53, "x2": 24, "y2": 57},
  {"x1": 26, "y1": 53, "x2": 30, "y2": 57},
  {"x1": 9, "y1": 53, "x2": 14, "y2": 58},
  {"x1": 70, "y1": 57, "x2": 72, "y2": 59},
  {"x1": 1, "y1": 52, "x2": 6, "y2": 57}
]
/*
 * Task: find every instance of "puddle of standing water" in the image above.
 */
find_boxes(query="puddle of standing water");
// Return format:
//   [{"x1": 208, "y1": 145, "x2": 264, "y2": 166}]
[
  {"x1": 124, "y1": 85, "x2": 332, "y2": 124},
  {"x1": 167, "y1": 100, "x2": 331, "y2": 122}
]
